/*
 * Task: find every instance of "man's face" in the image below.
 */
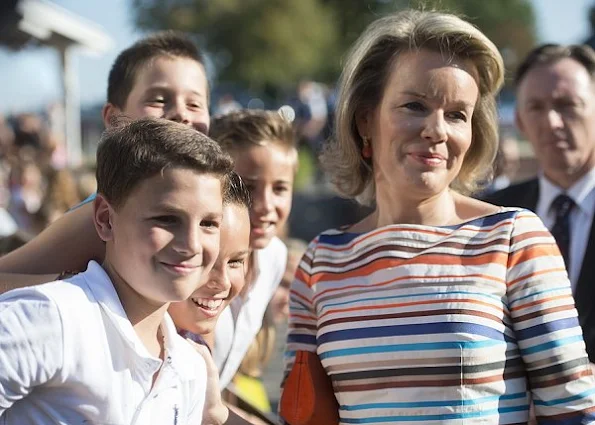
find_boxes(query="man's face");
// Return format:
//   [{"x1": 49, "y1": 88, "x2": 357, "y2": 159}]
[{"x1": 516, "y1": 58, "x2": 595, "y2": 187}]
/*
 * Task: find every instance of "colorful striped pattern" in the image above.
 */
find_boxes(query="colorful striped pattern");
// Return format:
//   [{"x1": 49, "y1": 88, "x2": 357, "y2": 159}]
[{"x1": 283, "y1": 209, "x2": 595, "y2": 424}]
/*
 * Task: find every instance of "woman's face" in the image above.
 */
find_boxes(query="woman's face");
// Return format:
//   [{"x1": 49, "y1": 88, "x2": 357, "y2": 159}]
[{"x1": 358, "y1": 49, "x2": 479, "y2": 200}]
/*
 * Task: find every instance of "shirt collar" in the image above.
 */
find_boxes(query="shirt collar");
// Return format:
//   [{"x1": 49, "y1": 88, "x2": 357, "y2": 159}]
[
  {"x1": 538, "y1": 167, "x2": 595, "y2": 216},
  {"x1": 80, "y1": 261, "x2": 179, "y2": 365}
]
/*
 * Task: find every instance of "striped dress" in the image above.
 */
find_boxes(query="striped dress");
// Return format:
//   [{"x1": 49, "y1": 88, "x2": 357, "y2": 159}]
[{"x1": 283, "y1": 208, "x2": 595, "y2": 424}]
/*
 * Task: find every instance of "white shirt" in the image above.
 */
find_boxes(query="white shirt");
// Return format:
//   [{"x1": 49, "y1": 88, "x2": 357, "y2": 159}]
[
  {"x1": 0, "y1": 261, "x2": 207, "y2": 425},
  {"x1": 536, "y1": 168, "x2": 595, "y2": 292},
  {"x1": 213, "y1": 236, "x2": 287, "y2": 389}
]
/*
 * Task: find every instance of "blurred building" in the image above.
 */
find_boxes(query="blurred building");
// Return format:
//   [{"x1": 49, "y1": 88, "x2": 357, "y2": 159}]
[{"x1": 0, "y1": 0, "x2": 112, "y2": 166}]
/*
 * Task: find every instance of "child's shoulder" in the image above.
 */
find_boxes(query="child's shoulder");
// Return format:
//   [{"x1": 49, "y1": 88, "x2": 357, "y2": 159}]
[{"x1": 0, "y1": 272, "x2": 88, "y2": 305}]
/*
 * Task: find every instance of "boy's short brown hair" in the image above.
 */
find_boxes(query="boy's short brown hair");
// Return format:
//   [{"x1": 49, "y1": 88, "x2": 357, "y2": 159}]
[
  {"x1": 209, "y1": 109, "x2": 297, "y2": 153},
  {"x1": 107, "y1": 31, "x2": 207, "y2": 109},
  {"x1": 96, "y1": 117, "x2": 233, "y2": 209}
]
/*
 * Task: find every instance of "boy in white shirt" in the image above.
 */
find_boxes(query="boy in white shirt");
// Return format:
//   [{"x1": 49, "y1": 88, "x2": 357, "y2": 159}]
[{"x1": 0, "y1": 117, "x2": 234, "y2": 424}]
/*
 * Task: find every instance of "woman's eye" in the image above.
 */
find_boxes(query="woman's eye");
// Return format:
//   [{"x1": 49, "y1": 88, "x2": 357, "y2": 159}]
[
  {"x1": 401, "y1": 101, "x2": 427, "y2": 113},
  {"x1": 447, "y1": 111, "x2": 467, "y2": 122}
]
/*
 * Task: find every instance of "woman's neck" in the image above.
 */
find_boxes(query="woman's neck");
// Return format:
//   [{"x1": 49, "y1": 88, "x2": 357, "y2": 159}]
[{"x1": 374, "y1": 188, "x2": 458, "y2": 228}]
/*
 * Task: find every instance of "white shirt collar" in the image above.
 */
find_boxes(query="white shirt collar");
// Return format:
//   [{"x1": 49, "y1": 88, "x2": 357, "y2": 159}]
[
  {"x1": 538, "y1": 167, "x2": 595, "y2": 216},
  {"x1": 79, "y1": 261, "x2": 192, "y2": 377}
]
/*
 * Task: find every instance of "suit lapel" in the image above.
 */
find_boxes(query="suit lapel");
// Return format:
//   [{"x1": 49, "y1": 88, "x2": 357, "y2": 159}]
[
  {"x1": 516, "y1": 179, "x2": 539, "y2": 211},
  {"x1": 574, "y1": 211, "x2": 595, "y2": 351}
]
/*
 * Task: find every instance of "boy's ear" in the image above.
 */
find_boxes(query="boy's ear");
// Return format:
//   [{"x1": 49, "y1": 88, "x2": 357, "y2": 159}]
[
  {"x1": 102, "y1": 103, "x2": 121, "y2": 129},
  {"x1": 93, "y1": 194, "x2": 115, "y2": 242}
]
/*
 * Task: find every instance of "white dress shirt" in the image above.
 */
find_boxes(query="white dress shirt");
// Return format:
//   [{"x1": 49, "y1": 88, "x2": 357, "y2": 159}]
[
  {"x1": 213, "y1": 236, "x2": 287, "y2": 389},
  {"x1": 536, "y1": 167, "x2": 595, "y2": 292},
  {"x1": 0, "y1": 261, "x2": 207, "y2": 425}
]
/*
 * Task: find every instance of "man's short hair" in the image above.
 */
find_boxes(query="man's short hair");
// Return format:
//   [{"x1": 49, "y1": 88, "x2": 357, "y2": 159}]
[
  {"x1": 107, "y1": 31, "x2": 207, "y2": 109},
  {"x1": 96, "y1": 117, "x2": 233, "y2": 209},
  {"x1": 515, "y1": 43, "x2": 595, "y2": 87}
]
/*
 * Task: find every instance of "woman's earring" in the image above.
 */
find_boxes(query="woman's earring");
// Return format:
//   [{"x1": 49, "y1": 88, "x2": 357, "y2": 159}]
[{"x1": 362, "y1": 137, "x2": 372, "y2": 158}]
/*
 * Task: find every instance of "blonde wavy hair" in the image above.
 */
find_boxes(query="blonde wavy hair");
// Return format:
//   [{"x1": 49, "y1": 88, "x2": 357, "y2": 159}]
[{"x1": 320, "y1": 9, "x2": 505, "y2": 206}]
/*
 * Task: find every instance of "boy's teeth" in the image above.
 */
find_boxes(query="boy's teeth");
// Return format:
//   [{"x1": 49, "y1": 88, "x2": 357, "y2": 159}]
[{"x1": 192, "y1": 297, "x2": 223, "y2": 310}]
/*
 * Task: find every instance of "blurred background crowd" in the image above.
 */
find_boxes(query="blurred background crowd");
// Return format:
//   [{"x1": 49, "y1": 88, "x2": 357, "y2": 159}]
[{"x1": 2, "y1": 0, "x2": 595, "y2": 414}]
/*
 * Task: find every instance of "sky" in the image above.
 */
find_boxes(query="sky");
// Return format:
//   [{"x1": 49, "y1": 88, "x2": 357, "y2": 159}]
[{"x1": 0, "y1": 0, "x2": 593, "y2": 114}]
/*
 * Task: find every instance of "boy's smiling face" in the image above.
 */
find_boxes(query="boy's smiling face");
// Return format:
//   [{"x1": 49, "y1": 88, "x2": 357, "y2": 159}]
[
  {"x1": 95, "y1": 167, "x2": 223, "y2": 308},
  {"x1": 104, "y1": 56, "x2": 210, "y2": 135},
  {"x1": 168, "y1": 203, "x2": 250, "y2": 335},
  {"x1": 232, "y1": 143, "x2": 296, "y2": 250}
]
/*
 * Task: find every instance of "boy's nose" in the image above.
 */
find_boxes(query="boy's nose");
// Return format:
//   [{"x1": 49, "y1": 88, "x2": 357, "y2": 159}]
[
  {"x1": 166, "y1": 101, "x2": 190, "y2": 125},
  {"x1": 253, "y1": 188, "x2": 274, "y2": 215},
  {"x1": 174, "y1": 223, "x2": 202, "y2": 257}
]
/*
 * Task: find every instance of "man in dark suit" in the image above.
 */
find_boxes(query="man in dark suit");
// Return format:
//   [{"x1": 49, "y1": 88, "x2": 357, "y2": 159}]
[{"x1": 486, "y1": 44, "x2": 595, "y2": 363}]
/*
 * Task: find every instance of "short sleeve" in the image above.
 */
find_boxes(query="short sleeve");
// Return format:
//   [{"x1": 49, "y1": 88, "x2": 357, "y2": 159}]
[
  {"x1": 282, "y1": 237, "x2": 320, "y2": 387},
  {"x1": 506, "y1": 210, "x2": 595, "y2": 423},
  {"x1": 0, "y1": 289, "x2": 64, "y2": 415}
]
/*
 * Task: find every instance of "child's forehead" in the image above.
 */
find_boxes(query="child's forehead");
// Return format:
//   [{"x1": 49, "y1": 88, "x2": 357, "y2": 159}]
[
  {"x1": 131, "y1": 168, "x2": 221, "y2": 196},
  {"x1": 233, "y1": 141, "x2": 297, "y2": 158},
  {"x1": 231, "y1": 143, "x2": 298, "y2": 177},
  {"x1": 131, "y1": 55, "x2": 207, "y2": 90}
]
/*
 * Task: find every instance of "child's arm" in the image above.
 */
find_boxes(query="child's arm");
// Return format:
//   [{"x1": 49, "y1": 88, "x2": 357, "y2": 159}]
[
  {"x1": 0, "y1": 290, "x2": 63, "y2": 414},
  {"x1": 0, "y1": 202, "x2": 104, "y2": 284},
  {"x1": 186, "y1": 340, "x2": 267, "y2": 425}
]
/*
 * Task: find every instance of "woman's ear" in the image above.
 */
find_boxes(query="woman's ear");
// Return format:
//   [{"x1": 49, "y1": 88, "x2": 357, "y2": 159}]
[
  {"x1": 355, "y1": 109, "x2": 371, "y2": 141},
  {"x1": 93, "y1": 194, "x2": 114, "y2": 242}
]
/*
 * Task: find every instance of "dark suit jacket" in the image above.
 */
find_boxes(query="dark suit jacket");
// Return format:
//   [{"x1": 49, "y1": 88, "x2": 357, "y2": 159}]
[{"x1": 484, "y1": 178, "x2": 595, "y2": 362}]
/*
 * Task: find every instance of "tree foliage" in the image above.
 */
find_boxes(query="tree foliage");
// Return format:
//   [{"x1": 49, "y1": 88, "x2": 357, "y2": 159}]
[{"x1": 132, "y1": 0, "x2": 536, "y2": 91}]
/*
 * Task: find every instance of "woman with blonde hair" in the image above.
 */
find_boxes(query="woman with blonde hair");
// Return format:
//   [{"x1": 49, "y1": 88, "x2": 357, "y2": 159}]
[{"x1": 281, "y1": 9, "x2": 595, "y2": 425}]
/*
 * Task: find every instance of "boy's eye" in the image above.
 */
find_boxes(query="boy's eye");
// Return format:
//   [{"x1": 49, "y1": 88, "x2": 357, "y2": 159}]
[
  {"x1": 274, "y1": 185, "x2": 290, "y2": 195},
  {"x1": 200, "y1": 219, "x2": 220, "y2": 229},
  {"x1": 187, "y1": 101, "x2": 204, "y2": 110},
  {"x1": 147, "y1": 98, "x2": 166, "y2": 106},
  {"x1": 152, "y1": 215, "x2": 178, "y2": 225}
]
